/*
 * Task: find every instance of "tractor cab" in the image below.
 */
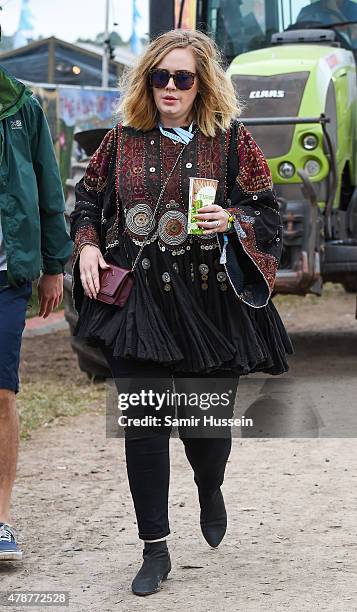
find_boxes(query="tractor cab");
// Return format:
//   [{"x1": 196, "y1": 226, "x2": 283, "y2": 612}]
[
  {"x1": 205, "y1": 0, "x2": 357, "y2": 295},
  {"x1": 204, "y1": 1, "x2": 357, "y2": 63}
]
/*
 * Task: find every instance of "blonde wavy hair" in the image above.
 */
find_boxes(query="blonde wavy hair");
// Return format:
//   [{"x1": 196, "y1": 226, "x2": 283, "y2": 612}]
[{"x1": 118, "y1": 29, "x2": 242, "y2": 137}]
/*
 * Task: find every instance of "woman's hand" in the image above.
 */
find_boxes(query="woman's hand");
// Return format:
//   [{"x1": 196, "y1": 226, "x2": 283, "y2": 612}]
[
  {"x1": 194, "y1": 204, "x2": 230, "y2": 234},
  {"x1": 79, "y1": 244, "x2": 110, "y2": 299}
]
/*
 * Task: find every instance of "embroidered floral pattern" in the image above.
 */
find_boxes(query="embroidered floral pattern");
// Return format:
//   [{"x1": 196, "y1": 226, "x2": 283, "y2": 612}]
[
  {"x1": 236, "y1": 123, "x2": 273, "y2": 195},
  {"x1": 83, "y1": 128, "x2": 116, "y2": 192},
  {"x1": 117, "y1": 128, "x2": 226, "y2": 252},
  {"x1": 233, "y1": 212, "x2": 278, "y2": 293},
  {"x1": 73, "y1": 224, "x2": 100, "y2": 264}
]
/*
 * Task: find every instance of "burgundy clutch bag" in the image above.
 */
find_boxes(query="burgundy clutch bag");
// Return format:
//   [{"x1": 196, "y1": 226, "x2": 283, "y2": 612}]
[{"x1": 97, "y1": 264, "x2": 134, "y2": 307}]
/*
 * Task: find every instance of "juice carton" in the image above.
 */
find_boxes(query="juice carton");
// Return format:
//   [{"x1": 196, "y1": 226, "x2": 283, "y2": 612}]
[{"x1": 188, "y1": 177, "x2": 219, "y2": 235}]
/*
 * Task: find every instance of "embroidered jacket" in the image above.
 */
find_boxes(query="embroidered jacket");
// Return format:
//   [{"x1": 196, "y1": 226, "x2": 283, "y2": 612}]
[{"x1": 70, "y1": 120, "x2": 282, "y2": 312}]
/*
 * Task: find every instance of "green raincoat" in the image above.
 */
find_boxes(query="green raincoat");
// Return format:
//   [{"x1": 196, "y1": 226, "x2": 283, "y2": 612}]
[{"x1": 0, "y1": 66, "x2": 72, "y2": 285}]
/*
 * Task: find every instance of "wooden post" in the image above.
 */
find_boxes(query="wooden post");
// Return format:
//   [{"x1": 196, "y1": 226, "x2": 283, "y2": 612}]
[{"x1": 48, "y1": 37, "x2": 56, "y2": 83}]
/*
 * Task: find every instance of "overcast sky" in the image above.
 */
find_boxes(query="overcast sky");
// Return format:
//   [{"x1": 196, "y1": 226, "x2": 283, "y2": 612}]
[{"x1": 1, "y1": 0, "x2": 149, "y2": 43}]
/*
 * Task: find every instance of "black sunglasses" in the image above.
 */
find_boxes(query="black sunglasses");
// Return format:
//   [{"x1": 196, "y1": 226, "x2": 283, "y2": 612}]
[{"x1": 149, "y1": 69, "x2": 196, "y2": 90}]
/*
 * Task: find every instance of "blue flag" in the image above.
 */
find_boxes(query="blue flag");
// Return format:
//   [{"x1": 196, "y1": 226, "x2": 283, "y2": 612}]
[
  {"x1": 14, "y1": 0, "x2": 34, "y2": 49},
  {"x1": 130, "y1": 0, "x2": 142, "y2": 56}
]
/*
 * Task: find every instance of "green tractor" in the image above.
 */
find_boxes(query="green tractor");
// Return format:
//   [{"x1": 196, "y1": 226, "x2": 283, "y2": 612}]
[
  {"x1": 149, "y1": 0, "x2": 357, "y2": 295},
  {"x1": 219, "y1": 1, "x2": 357, "y2": 295}
]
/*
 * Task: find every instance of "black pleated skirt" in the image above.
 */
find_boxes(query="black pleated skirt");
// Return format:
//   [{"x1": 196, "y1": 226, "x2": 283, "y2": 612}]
[{"x1": 74, "y1": 241, "x2": 293, "y2": 375}]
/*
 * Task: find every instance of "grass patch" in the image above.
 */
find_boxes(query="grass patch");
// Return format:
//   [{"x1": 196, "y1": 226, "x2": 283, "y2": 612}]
[
  {"x1": 273, "y1": 282, "x2": 345, "y2": 308},
  {"x1": 17, "y1": 380, "x2": 106, "y2": 439}
]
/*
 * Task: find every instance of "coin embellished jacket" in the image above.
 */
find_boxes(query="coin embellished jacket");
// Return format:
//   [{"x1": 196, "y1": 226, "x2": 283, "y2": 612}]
[{"x1": 70, "y1": 120, "x2": 282, "y2": 313}]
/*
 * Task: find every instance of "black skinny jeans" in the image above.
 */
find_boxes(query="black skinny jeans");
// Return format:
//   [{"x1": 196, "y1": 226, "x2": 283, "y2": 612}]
[{"x1": 103, "y1": 347, "x2": 239, "y2": 541}]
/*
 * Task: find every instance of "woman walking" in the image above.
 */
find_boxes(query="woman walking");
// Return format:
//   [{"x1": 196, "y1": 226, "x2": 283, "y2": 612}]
[{"x1": 70, "y1": 29, "x2": 293, "y2": 596}]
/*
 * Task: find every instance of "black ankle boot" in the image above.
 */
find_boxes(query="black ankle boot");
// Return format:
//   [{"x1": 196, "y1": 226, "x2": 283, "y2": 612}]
[
  {"x1": 131, "y1": 541, "x2": 171, "y2": 596},
  {"x1": 199, "y1": 487, "x2": 227, "y2": 548}
]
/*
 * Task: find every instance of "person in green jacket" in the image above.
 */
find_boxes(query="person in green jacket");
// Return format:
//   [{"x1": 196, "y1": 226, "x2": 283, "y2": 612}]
[{"x1": 0, "y1": 64, "x2": 72, "y2": 561}]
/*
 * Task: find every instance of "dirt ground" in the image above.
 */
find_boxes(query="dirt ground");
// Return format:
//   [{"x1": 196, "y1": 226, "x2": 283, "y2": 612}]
[{"x1": 1, "y1": 285, "x2": 357, "y2": 611}]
